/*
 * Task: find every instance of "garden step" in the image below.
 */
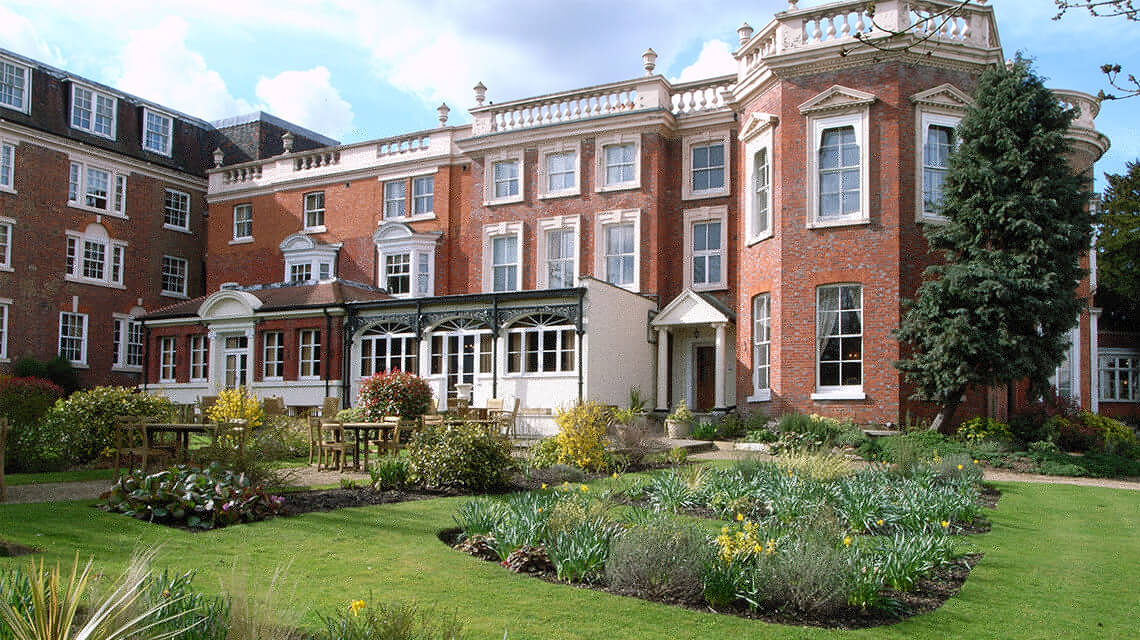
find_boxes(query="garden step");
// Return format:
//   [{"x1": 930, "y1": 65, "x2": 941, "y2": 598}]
[{"x1": 863, "y1": 429, "x2": 900, "y2": 439}]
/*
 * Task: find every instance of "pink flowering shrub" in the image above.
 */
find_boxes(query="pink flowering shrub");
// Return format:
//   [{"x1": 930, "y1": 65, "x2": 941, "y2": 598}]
[{"x1": 358, "y1": 370, "x2": 434, "y2": 421}]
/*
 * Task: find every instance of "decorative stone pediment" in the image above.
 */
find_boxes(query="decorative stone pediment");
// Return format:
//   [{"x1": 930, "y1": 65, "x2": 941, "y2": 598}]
[
  {"x1": 739, "y1": 112, "x2": 779, "y2": 143},
  {"x1": 798, "y1": 85, "x2": 877, "y2": 115},
  {"x1": 651, "y1": 290, "x2": 732, "y2": 327},
  {"x1": 198, "y1": 289, "x2": 262, "y2": 320},
  {"x1": 279, "y1": 232, "x2": 318, "y2": 252},
  {"x1": 910, "y1": 83, "x2": 974, "y2": 112},
  {"x1": 373, "y1": 222, "x2": 441, "y2": 245}
]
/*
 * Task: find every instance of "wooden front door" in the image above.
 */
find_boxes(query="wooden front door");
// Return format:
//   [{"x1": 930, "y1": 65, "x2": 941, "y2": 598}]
[{"x1": 695, "y1": 346, "x2": 716, "y2": 411}]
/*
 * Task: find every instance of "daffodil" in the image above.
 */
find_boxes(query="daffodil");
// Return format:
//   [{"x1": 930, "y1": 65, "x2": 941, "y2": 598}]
[
  {"x1": 349, "y1": 599, "x2": 366, "y2": 617},
  {"x1": 580, "y1": 484, "x2": 589, "y2": 492},
  {"x1": 941, "y1": 520, "x2": 950, "y2": 528},
  {"x1": 843, "y1": 536, "x2": 852, "y2": 547},
  {"x1": 735, "y1": 512, "x2": 743, "y2": 521},
  {"x1": 540, "y1": 483, "x2": 547, "y2": 489},
  {"x1": 957, "y1": 464, "x2": 964, "y2": 470},
  {"x1": 612, "y1": 472, "x2": 618, "y2": 479}
]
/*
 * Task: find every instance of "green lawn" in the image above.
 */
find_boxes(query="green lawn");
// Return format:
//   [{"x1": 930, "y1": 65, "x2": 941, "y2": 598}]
[
  {"x1": 0, "y1": 482, "x2": 1136, "y2": 639},
  {"x1": 2, "y1": 468, "x2": 113, "y2": 485}
]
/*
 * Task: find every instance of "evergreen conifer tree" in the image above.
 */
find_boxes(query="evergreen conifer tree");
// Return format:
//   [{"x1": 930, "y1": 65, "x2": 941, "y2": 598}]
[
  {"x1": 895, "y1": 58, "x2": 1092, "y2": 432},
  {"x1": 1097, "y1": 161, "x2": 1140, "y2": 324}
]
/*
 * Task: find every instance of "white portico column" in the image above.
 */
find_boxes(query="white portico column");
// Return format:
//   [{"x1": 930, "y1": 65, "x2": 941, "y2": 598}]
[
  {"x1": 656, "y1": 327, "x2": 670, "y2": 411},
  {"x1": 713, "y1": 322, "x2": 727, "y2": 409}
]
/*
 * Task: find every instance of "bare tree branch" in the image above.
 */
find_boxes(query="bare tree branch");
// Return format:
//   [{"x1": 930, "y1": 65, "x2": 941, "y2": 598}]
[
  {"x1": 1053, "y1": 0, "x2": 1138, "y2": 21},
  {"x1": 838, "y1": 1, "x2": 972, "y2": 57}
]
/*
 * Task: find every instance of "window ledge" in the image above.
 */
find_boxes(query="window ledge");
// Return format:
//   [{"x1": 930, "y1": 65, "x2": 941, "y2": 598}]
[
  {"x1": 746, "y1": 232, "x2": 773, "y2": 247},
  {"x1": 596, "y1": 183, "x2": 639, "y2": 194},
  {"x1": 406, "y1": 212, "x2": 437, "y2": 222},
  {"x1": 111, "y1": 366, "x2": 143, "y2": 373},
  {"x1": 746, "y1": 390, "x2": 772, "y2": 402},
  {"x1": 157, "y1": 378, "x2": 177, "y2": 384},
  {"x1": 808, "y1": 215, "x2": 869, "y2": 230},
  {"x1": 161, "y1": 292, "x2": 189, "y2": 300},
  {"x1": 1099, "y1": 398, "x2": 1140, "y2": 404},
  {"x1": 538, "y1": 190, "x2": 581, "y2": 201},
  {"x1": 0, "y1": 186, "x2": 15, "y2": 195},
  {"x1": 71, "y1": 127, "x2": 116, "y2": 142},
  {"x1": 229, "y1": 237, "x2": 254, "y2": 245},
  {"x1": 483, "y1": 196, "x2": 524, "y2": 207},
  {"x1": 0, "y1": 357, "x2": 9, "y2": 364},
  {"x1": 69, "y1": 362, "x2": 90, "y2": 369},
  {"x1": 0, "y1": 265, "x2": 12, "y2": 273},
  {"x1": 164, "y1": 224, "x2": 192, "y2": 234},
  {"x1": 303, "y1": 226, "x2": 328, "y2": 234},
  {"x1": 502, "y1": 371, "x2": 576, "y2": 379},
  {"x1": 682, "y1": 189, "x2": 730, "y2": 201},
  {"x1": 263, "y1": 377, "x2": 285, "y2": 383},
  {"x1": 67, "y1": 203, "x2": 128, "y2": 219},
  {"x1": 917, "y1": 214, "x2": 947, "y2": 225},
  {"x1": 811, "y1": 389, "x2": 866, "y2": 401},
  {"x1": 143, "y1": 146, "x2": 172, "y2": 157},
  {"x1": 64, "y1": 275, "x2": 126, "y2": 290},
  {"x1": 692, "y1": 283, "x2": 727, "y2": 293}
]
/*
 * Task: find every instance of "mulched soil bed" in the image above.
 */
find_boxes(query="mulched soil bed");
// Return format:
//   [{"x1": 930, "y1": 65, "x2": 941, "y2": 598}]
[{"x1": 0, "y1": 540, "x2": 39, "y2": 557}]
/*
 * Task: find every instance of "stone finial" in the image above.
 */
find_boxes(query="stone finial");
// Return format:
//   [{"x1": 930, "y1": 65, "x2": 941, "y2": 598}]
[
  {"x1": 437, "y1": 102, "x2": 450, "y2": 126},
  {"x1": 473, "y1": 82, "x2": 487, "y2": 106},
  {"x1": 787, "y1": 0, "x2": 799, "y2": 10},
  {"x1": 282, "y1": 131, "x2": 295, "y2": 153},
  {"x1": 738, "y1": 23, "x2": 754, "y2": 45},
  {"x1": 642, "y1": 48, "x2": 658, "y2": 76},
  {"x1": 212, "y1": 147, "x2": 225, "y2": 168}
]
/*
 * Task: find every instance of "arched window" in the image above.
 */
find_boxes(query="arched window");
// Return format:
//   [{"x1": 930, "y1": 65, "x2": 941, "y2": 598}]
[
  {"x1": 360, "y1": 322, "x2": 418, "y2": 377},
  {"x1": 506, "y1": 313, "x2": 576, "y2": 374}
]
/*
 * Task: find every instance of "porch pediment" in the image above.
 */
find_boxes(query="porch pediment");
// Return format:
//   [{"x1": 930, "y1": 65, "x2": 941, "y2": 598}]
[
  {"x1": 197, "y1": 289, "x2": 262, "y2": 319},
  {"x1": 651, "y1": 290, "x2": 733, "y2": 327}
]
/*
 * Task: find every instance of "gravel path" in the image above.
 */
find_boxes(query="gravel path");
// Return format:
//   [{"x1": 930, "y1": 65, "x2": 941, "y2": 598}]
[{"x1": 3, "y1": 454, "x2": 1137, "y2": 505}]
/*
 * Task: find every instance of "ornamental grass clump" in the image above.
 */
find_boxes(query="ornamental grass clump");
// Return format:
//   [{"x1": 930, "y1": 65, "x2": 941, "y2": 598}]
[
  {"x1": 606, "y1": 518, "x2": 713, "y2": 603},
  {"x1": 316, "y1": 598, "x2": 469, "y2": 640},
  {"x1": 775, "y1": 450, "x2": 853, "y2": 482},
  {"x1": 357, "y1": 371, "x2": 433, "y2": 421},
  {"x1": 553, "y1": 401, "x2": 611, "y2": 471}
]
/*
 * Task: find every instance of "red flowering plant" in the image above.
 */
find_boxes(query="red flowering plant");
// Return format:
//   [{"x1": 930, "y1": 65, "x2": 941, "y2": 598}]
[{"x1": 357, "y1": 370, "x2": 434, "y2": 421}]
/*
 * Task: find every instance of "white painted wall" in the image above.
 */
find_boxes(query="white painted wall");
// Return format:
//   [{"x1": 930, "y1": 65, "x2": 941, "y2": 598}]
[{"x1": 582, "y1": 278, "x2": 657, "y2": 409}]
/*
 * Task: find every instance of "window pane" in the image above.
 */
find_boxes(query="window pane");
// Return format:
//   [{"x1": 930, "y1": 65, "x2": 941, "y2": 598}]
[{"x1": 820, "y1": 363, "x2": 840, "y2": 387}]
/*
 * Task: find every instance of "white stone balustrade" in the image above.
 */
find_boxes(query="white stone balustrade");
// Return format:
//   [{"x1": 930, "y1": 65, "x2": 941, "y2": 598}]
[
  {"x1": 481, "y1": 87, "x2": 640, "y2": 134},
  {"x1": 671, "y1": 77, "x2": 735, "y2": 114},
  {"x1": 210, "y1": 128, "x2": 458, "y2": 194},
  {"x1": 738, "y1": 0, "x2": 997, "y2": 80},
  {"x1": 1053, "y1": 90, "x2": 1101, "y2": 132}
]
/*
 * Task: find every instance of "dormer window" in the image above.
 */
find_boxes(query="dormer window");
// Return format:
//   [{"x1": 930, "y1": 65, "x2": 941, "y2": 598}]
[
  {"x1": 71, "y1": 84, "x2": 116, "y2": 139},
  {"x1": 374, "y1": 222, "x2": 440, "y2": 298},
  {"x1": 0, "y1": 58, "x2": 30, "y2": 113},
  {"x1": 142, "y1": 108, "x2": 173, "y2": 155},
  {"x1": 279, "y1": 233, "x2": 341, "y2": 284}
]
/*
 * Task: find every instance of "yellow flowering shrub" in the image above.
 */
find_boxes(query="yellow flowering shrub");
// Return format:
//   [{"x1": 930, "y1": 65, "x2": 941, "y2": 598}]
[
  {"x1": 553, "y1": 401, "x2": 611, "y2": 471},
  {"x1": 207, "y1": 387, "x2": 264, "y2": 429}
]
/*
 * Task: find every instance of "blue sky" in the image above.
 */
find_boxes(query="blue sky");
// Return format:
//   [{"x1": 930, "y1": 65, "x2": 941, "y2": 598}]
[{"x1": 1, "y1": 0, "x2": 1136, "y2": 188}]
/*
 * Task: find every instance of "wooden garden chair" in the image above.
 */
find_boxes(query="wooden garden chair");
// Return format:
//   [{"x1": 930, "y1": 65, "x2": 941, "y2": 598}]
[
  {"x1": 485, "y1": 398, "x2": 504, "y2": 413},
  {"x1": 321, "y1": 396, "x2": 341, "y2": 419},
  {"x1": 263, "y1": 396, "x2": 286, "y2": 417},
  {"x1": 317, "y1": 420, "x2": 356, "y2": 472},
  {"x1": 113, "y1": 416, "x2": 173, "y2": 480},
  {"x1": 491, "y1": 398, "x2": 521, "y2": 439},
  {"x1": 197, "y1": 395, "x2": 218, "y2": 423}
]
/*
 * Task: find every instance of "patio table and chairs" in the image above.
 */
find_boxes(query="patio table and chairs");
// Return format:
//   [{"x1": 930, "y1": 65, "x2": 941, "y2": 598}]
[{"x1": 112, "y1": 416, "x2": 249, "y2": 479}]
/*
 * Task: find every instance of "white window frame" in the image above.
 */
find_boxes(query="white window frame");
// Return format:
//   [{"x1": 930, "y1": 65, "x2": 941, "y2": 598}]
[
  {"x1": 490, "y1": 236, "x2": 519, "y2": 292},
  {"x1": 1099, "y1": 349, "x2": 1139, "y2": 403},
  {"x1": 0, "y1": 139, "x2": 15, "y2": 192},
  {"x1": 538, "y1": 141, "x2": 581, "y2": 199},
  {"x1": 303, "y1": 191, "x2": 326, "y2": 231},
  {"x1": 749, "y1": 293, "x2": 772, "y2": 402},
  {"x1": 161, "y1": 255, "x2": 188, "y2": 298},
  {"x1": 682, "y1": 206, "x2": 727, "y2": 291},
  {"x1": 383, "y1": 180, "x2": 406, "y2": 218},
  {"x1": 299, "y1": 329, "x2": 321, "y2": 379},
  {"x1": 358, "y1": 323, "x2": 419, "y2": 379},
  {"x1": 801, "y1": 88, "x2": 874, "y2": 229},
  {"x1": 111, "y1": 315, "x2": 144, "y2": 371},
  {"x1": 58, "y1": 311, "x2": 88, "y2": 367},
  {"x1": 163, "y1": 188, "x2": 190, "y2": 231},
  {"x1": 263, "y1": 331, "x2": 285, "y2": 381},
  {"x1": 289, "y1": 262, "x2": 313, "y2": 283},
  {"x1": 65, "y1": 225, "x2": 126, "y2": 289},
  {"x1": 505, "y1": 315, "x2": 577, "y2": 376},
  {"x1": 741, "y1": 115, "x2": 776, "y2": 244},
  {"x1": 70, "y1": 83, "x2": 117, "y2": 140},
  {"x1": 142, "y1": 107, "x2": 173, "y2": 156},
  {"x1": 0, "y1": 216, "x2": 12, "y2": 272},
  {"x1": 158, "y1": 336, "x2": 177, "y2": 382},
  {"x1": 594, "y1": 209, "x2": 641, "y2": 291},
  {"x1": 812, "y1": 283, "x2": 865, "y2": 400},
  {"x1": 595, "y1": 134, "x2": 640, "y2": 192},
  {"x1": 413, "y1": 175, "x2": 434, "y2": 215},
  {"x1": 917, "y1": 112, "x2": 961, "y2": 223},
  {"x1": 483, "y1": 150, "x2": 524, "y2": 205},
  {"x1": 682, "y1": 130, "x2": 731, "y2": 200},
  {"x1": 536, "y1": 215, "x2": 579, "y2": 289},
  {"x1": 374, "y1": 224, "x2": 437, "y2": 298},
  {"x1": 383, "y1": 252, "x2": 412, "y2": 295},
  {"x1": 67, "y1": 160, "x2": 126, "y2": 216},
  {"x1": 482, "y1": 221, "x2": 523, "y2": 292},
  {"x1": 0, "y1": 298, "x2": 10, "y2": 362},
  {"x1": 189, "y1": 335, "x2": 209, "y2": 382},
  {"x1": 232, "y1": 204, "x2": 253, "y2": 242},
  {"x1": 0, "y1": 58, "x2": 31, "y2": 113}
]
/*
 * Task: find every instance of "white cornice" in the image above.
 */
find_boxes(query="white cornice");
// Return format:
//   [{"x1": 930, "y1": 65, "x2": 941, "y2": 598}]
[
  {"x1": 0, "y1": 118, "x2": 207, "y2": 192},
  {"x1": 456, "y1": 109, "x2": 676, "y2": 153}
]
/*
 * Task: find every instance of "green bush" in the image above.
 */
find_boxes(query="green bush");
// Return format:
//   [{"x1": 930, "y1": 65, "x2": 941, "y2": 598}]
[
  {"x1": 101, "y1": 463, "x2": 285, "y2": 529},
  {"x1": 744, "y1": 428, "x2": 777, "y2": 443},
  {"x1": 11, "y1": 356, "x2": 48, "y2": 380},
  {"x1": 715, "y1": 413, "x2": 748, "y2": 440},
  {"x1": 528, "y1": 437, "x2": 560, "y2": 469},
  {"x1": 0, "y1": 377, "x2": 65, "y2": 472},
  {"x1": 140, "y1": 568, "x2": 230, "y2": 640},
  {"x1": 44, "y1": 355, "x2": 79, "y2": 395},
  {"x1": 317, "y1": 598, "x2": 469, "y2": 640},
  {"x1": 370, "y1": 456, "x2": 410, "y2": 491},
  {"x1": 957, "y1": 416, "x2": 1013, "y2": 443},
  {"x1": 606, "y1": 518, "x2": 713, "y2": 603},
  {"x1": 407, "y1": 422, "x2": 513, "y2": 491},
  {"x1": 358, "y1": 371, "x2": 433, "y2": 421},
  {"x1": 739, "y1": 533, "x2": 853, "y2": 616},
  {"x1": 690, "y1": 422, "x2": 718, "y2": 440},
  {"x1": 554, "y1": 401, "x2": 612, "y2": 471},
  {"x1": 1080, "y1": 411, "x2": 1137, "y2": 453},
  {"x1": 34, "y1": 386, "x2": 175, "y2": 467}
]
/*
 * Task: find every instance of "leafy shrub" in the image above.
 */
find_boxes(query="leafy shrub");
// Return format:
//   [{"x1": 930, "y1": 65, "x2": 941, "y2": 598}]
[
  {"x1": 528, "y1": 463, "x2": 586, "y2": 485},
  {"x1": 608, "y1": 420, "x2": 656, "y2": 467},
  {"x1": 715, "y1": 412, "x2": 748, "y2": 440},
  {"x1": 317, "y1": 598, "x2": 469, "y2": 640},
  {"x1": 1080, "y1": 411, "x2": 1137, "y2": 453},
  {"x1": 369, "y1": 457, "x2": 410, "y2": 490},
  {"x1": 690, "y1": 422, "x2": 718, "y2": 440},
  {"x1": 44, "y1": 355, "x2": 80, "y2": 396},
  {"x1": 0, "y1": 377, "x2": 64, "y2": 472},
  {"x1": 100, "y1": 463, "x2": 285, "y2": 529},
  {"x1": 834, "y1": 422, "x2": 869, "y2": 449},
  {"x1": 957, "y1": 416, "x2": 1013, "y2": 443},
  {"x1": 334, "y1": 406, "x2": 364, "y2": 422},
  {"x1": 878, "y1": 431, "x2": 969, "y2": 465},
  {"x1": 407, "y1": 422, "x2": 513, "y2": 491},
  {"x1": 11, "y1": 356, "x2": 48, "y2": 380},
  {"x1": 554, "y1": 401, "x2": 611, "y2": 471},
  {"x1": 770, "y1": 430, "x2": 824, "y2": 454},
  {"x1": 740, "y1": 533, "x2": 854, "y2": 616},
  {"x1": 1053, "y1": 417, "x2": 1102, "y2": 452},
  {"x1": 1008, "y1": 411, "x2": 1055, "y2": 446},
  {"x1": 667, "y1": 399, "x2": 694, "y2": 423},
  {"x1": 528, "y1": 437, "x2": 560, "y2": 469},
  {"x1": 932, "y1": 453, "x2": 984, "y2": 484},
  {"x1": 358, "y1": 371, "x2": 433, "y2": 421},
  {"x1": 744, "y1": 428, "x2": 777, "y2": 443},
  {"x1": 702, "y1": 556, "x2": 745, "y2": 609},
  {"x1": 606, "y1": 518, "x2": 713, "y2": 603},
  {"x1": 1030, "y1": 448, "x2": 1140, "y2": 478},
  {"x1": 35, "y1": 386, "x2": 175, "y2": 466},
  {"x1": 207, "y1": 387, "x2": 264, "y2": 429}
]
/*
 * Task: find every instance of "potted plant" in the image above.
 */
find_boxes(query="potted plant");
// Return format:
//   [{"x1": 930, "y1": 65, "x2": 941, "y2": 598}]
[{"x1": 665, "y1": 399, "x2": 694, "y2": 439}]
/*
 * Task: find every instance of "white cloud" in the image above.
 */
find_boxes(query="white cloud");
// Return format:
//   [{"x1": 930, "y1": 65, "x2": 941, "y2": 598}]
[
  {"x1": 672, "y1": 40, "x2": 737, "y2": 83},
  {"x1": 0, "y1": 5, "x2": 66, "y2": 66},
  {"x1": 255, "y1": 67, "x2": 354, "y2": 140},
  {"x1": 115, "y1": 16, "x2": 253, "y2": 120}
]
